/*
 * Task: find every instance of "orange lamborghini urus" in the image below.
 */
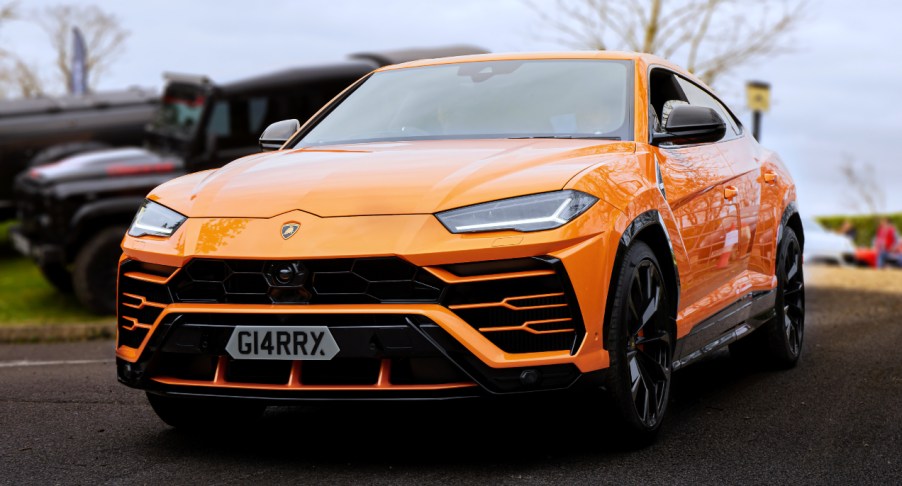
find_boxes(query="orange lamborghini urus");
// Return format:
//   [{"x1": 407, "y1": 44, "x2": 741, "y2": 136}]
[{"x1": 117, "y1": 52, "x2": 803, "y2": 439}]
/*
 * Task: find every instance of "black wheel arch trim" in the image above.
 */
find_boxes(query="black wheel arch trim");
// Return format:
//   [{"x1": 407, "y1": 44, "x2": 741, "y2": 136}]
[
  {"x1": 602, "y1": 209, "x2": 680, "y2": 350},
  {"x1": 779, "y1": 200, "x2": 803, "y2": 250}
]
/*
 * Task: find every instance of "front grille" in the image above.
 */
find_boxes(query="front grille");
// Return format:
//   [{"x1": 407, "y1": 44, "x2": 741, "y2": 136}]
[
  {"x1": 117, "y1": 260, "x2": 176, "y2": 349},
  {"x1": 440, "y1": 257, "x2": 584, "y2": 354},
  {"x1": 13, "y1": 180, "x2": 43, "y2": 235},
  {"x1": 166, "y1": 257, "x2": 445, "y2": 304},
  {"x1": 118, "y1": 256, "x2": 585, "y2": 356}
]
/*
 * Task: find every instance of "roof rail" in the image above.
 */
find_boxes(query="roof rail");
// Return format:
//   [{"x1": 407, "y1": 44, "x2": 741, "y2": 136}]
[{"x1": 163, "y1": 72, "x2": 213, "y2": 86}]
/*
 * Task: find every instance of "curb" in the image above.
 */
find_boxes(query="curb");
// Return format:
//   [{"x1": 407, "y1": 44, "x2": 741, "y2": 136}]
[{"x1": 0, "y1": 322, "x2": 116, "y2": 344}]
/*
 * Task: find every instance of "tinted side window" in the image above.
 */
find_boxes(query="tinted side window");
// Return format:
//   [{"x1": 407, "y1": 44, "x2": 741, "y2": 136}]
[
  {"x1": 206, "y1": 101, "x2": 230, "y2": 138},
  {"x1": 248, "y1": 97, "x2": 268, "y2": 134},
  {"x1": 266, "y1": 80, "x2": 359, "y2": 126},
  {"x1": 675, "y1": 78, "x2": 741, "y2": 137}
]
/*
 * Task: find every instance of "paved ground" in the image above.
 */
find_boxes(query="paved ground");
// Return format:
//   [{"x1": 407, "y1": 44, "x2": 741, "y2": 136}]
[{"x1": 1, "y1": 266, "x2": 900, "y2": 485}]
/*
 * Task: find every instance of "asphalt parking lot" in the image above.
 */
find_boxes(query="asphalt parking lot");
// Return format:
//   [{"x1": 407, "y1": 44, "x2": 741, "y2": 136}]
[{"x1": 1, "y1": 266, "x2": 900, "y2": 485}]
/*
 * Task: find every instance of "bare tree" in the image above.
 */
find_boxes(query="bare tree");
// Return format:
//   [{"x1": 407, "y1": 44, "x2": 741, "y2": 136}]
[
  {"x1": 839, "y1": 155, "x2": 885, "y2": 215},
  {"x1": 526, "y1": 0, "x2": 807, "y2": 86},
  {"x1": 1, "y1": 58, "x2": 43, "y2": 97},
  {"x1": 39, "y1": 4, "x2": 129, "y2": 93},
  {"x1": 0, "y1": 1, "x2": 20, "y2": 98},
  {"x1": 0, "y1": 1, "x2": 14, "y2": 28}
]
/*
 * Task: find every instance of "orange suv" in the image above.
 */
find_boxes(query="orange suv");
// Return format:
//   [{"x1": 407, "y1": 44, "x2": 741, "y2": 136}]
[{"x1": 117, "y1": 52, "x2": 804, "y2": 440}]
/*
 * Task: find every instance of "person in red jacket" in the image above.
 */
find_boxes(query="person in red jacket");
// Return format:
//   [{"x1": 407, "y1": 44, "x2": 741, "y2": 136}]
[{"x1": 875, "y1": 218, "x2": 898, "y2": 269}]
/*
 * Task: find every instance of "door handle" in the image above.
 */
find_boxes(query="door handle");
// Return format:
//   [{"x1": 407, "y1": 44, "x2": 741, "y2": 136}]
[
  {"x1": 763, "y1": 171, "x2": 778, "y2": 184},
  {"x1": 724, "y1": 186, "x2": 738, "y2": 200}
]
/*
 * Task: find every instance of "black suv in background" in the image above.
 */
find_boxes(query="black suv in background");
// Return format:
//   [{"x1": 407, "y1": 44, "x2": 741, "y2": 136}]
[
  {"x1": 11, "y1": 46, "x2": 487, "y2": 314},
  {"x1": 0, "y1": 88, "x2": 157, "y2": 220}
]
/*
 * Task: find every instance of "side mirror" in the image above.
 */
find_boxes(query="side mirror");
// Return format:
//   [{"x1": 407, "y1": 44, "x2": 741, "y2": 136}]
[
  {"x1": 258, "y1": 119, "x2": 300, "y2": 151},
  {"x1": 651, "y1": 105, "x2": 726, "y2": 146}
]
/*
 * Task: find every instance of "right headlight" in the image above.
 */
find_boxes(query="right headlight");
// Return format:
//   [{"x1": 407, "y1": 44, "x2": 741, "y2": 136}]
[
  {"x1": 435, "y1": 190, "x2": 597, "y2": 234},
  {"x1": 128, "y1": 200, "x2": 186, "y2": 238}
]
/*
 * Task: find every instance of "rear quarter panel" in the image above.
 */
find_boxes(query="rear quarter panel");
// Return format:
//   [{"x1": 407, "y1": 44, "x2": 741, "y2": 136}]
[{"x1": 749, "y1": 146, "x2": 797, "y2": 290}]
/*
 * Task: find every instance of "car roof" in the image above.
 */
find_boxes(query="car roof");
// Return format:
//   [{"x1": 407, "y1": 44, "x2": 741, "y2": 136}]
[
  {"x1": 377, "y1": 51, "x2": 672, "y2": 71},
  {"x1": 374, "y1": 50, "x2": 706, "y2": 91},
  {"x1": 217, "y1": 62, "x2": 378, "y2": 97}
]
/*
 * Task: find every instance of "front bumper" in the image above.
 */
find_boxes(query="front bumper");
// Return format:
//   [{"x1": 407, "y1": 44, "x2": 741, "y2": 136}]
[
  {"x1": 8, "y1": 224, "x2": 66, "y2": 265},
  {"x1": 117, "y1": 209, "x2": 619, "y2": 400},
  {"x1": 116, "y1": 256, "x2": 604, "y2": 399},
  {"x1": 11, "y1": 177, "x2": 68, "y2": 265},
  {"x1": 118, "y1": 313, "x2": 602, "y2": 401}
]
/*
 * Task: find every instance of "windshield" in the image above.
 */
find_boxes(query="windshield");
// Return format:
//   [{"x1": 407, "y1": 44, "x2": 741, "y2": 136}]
[
  {"x1": 149, "y1": 83, "x2": 207, "y2": 139},
  {"x1": 296, "y1": 59, "x2": 632, "y2": 146}
]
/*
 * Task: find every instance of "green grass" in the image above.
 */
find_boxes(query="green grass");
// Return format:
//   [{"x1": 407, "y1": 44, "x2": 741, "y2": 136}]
[{"x1": 0, "y1": 221, "x2": 112, "y2": 326}]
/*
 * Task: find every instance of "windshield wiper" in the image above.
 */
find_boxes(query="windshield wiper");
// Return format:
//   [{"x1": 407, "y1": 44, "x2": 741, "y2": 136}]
[{"x1": 507, "y1": 135, "x2": 621, "y2": 140}]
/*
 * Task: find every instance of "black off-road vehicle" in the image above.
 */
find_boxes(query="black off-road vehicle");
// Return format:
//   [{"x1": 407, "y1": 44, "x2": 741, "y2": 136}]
[
  {"x1": 0, "y1": 88, "x2": 157, "y2": 220},
  {"x1": 11, "y1": 46, "x2": 487, "y2": 314}
]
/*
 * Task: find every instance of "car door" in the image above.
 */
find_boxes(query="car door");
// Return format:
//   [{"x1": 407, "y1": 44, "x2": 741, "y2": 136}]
[
  {"x1": 654, "y1": 145, "x2": 740, "y2": 314},
  {"x1": 675, "y1": 78, "x2": 758, "y2": 279},
  {"x1": 649, "y1": 69, "x2": 743, "y2": 327}
]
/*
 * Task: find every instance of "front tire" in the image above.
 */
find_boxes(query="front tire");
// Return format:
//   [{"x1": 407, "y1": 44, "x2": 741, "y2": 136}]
[
  {"x1": 73, "y1": 226, "x2": 127, "y2": 314},
  {"x1": 606, "y1": 241, "x2": 673, "y2": 442},
  {"x1": 146, "y1": 393, "x2": 266, "y2": 429}
]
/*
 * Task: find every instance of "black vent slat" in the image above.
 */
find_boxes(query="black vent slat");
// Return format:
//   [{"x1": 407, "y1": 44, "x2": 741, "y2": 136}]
[
  {"x1": 116, "y1": 321, "x2": 149, "y2": 348},
  {"x1": 453, "y1": 306, "x2": 572, "y2": 329},
  {"x1": 506, "y1": 295, "x2": 568, "y2": 308},
  {"x1": 443, "y1": 275, "x2": 565, "y2": 307},
  {"x1": 120, "y1": 277, "x2": 173, "y2": 304},
  {"x1": 443, "y1": 258, "x2": 549, "y2": 277},
  {"x1": 480, "y1": 330, "x2": 578, "y2": 354}
]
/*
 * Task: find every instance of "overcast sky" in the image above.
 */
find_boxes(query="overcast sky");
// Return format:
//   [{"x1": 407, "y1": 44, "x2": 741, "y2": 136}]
[{"x1": 3, "y1": 0, "x2": 901, "y2": 216}]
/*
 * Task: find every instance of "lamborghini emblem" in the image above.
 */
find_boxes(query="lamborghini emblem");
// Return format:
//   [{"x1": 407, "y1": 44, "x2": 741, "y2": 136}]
[{"x1": 281, "y1": 222, "x2": 300, "y2": 240}]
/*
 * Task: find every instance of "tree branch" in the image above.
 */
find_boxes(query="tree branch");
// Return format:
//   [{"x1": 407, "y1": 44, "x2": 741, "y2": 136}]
[{"x1": 526, "y1": 0, "x2": 809, "y2": 88}]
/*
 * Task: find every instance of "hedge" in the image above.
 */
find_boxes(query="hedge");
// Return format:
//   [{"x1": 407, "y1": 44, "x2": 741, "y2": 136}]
[{"x1": 816, "y1": 213, "x2": 902, "y2": 247}]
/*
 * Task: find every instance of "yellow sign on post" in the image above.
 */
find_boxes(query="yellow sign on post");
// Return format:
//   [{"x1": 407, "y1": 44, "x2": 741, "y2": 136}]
[{"x1": 746, "y1": 81, "x2": 771, "y2": 112}]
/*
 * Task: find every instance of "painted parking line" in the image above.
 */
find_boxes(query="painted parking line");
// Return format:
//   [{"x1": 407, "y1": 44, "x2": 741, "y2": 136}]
[{"x1": 0, "y1": 359, "x2": 113, "y2": 368}]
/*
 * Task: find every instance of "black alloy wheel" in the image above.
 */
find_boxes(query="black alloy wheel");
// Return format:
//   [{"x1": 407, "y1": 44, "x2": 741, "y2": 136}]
[
  {"x1": 729, "y1": 225, "x2": 804, "y2": 368},
  {"x1": 780, "y1": 230, "x2": 805, "y2": 359},
  {"x1": 607, "y1": 241, "x2": 673, "y2": 440}
]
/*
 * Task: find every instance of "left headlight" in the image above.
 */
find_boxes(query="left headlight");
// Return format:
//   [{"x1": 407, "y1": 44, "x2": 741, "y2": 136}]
[
  {"x1": 436, "y1": 190, "x2": 598, "y2": 234},
  {"x1": 128, "y1": 200, "x2": 187, "y2": 238}
]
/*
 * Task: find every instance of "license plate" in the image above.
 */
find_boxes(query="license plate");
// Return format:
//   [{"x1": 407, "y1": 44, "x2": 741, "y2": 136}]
[{"x1": 225, "y1": 326, "x2": 340, "y2": 360}]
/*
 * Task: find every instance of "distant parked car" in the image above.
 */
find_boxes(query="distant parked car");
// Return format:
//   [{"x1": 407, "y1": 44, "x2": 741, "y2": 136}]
[
  {"x1": 801, "y1": 217, "x2": 855, "y2": 265},
  {"x1": 854, "y1": 244, "x2": 902, "y2": 268}
]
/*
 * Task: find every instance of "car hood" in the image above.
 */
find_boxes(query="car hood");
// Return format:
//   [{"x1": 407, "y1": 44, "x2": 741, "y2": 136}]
[{"x1": 150, "y1": 139, "x2": 636, "y2": 218}]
